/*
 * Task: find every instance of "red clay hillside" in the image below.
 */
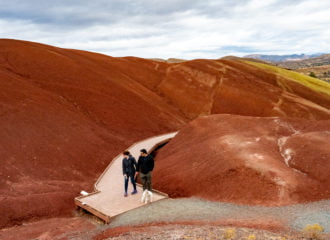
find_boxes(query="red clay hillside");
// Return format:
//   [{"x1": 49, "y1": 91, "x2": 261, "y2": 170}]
[{"x1": 153, "y1": 114, "x2": 330, "y2": 205}]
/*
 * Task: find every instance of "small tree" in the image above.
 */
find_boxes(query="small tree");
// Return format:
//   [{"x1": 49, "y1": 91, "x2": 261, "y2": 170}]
[{"x1": 309, "y1": 72, "x2": 317, "y2": 78}]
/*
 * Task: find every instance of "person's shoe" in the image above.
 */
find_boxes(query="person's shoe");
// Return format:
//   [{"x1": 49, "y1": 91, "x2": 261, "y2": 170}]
[
  {"x1": 131, "y1": 189, "x2": 138, "y2": 195},
  {"x1": 124, "y1": 192, "x2": 128, "y2": 197}
]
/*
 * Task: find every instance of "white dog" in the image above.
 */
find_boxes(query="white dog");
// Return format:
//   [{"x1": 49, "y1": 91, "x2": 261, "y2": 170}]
[{"x1": 141, "y1": 189, "x2": 153, "y2": 204}]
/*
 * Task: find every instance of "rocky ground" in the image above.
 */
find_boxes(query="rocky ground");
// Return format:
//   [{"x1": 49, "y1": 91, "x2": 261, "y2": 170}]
[{"x1": 93, "y1": 224, "x2": 327, "y2": 240}]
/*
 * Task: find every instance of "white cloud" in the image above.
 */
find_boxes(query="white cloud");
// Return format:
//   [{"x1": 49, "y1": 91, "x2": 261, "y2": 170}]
[{"x1": 0, "y1": 0, "x2": 329, "y2": 59}]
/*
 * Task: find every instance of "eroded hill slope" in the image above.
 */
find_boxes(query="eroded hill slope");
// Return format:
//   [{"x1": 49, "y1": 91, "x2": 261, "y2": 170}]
[{"x1": 153, "y1": 115, "x2": 330, "y2": 205}]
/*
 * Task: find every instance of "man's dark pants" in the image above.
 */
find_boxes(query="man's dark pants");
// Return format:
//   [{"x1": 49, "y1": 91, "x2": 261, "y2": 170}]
[{"x1": 140, "y1": 172, "x2": 152, "y2": 191}]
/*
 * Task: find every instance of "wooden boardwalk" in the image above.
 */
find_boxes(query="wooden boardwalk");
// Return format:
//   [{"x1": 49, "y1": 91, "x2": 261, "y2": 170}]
[{"x1": 75, "y1": 132, "x2": 177, "y2": 223}]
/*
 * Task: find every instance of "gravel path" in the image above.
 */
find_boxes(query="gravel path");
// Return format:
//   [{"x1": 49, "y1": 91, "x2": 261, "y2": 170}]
[{"x1": 108, "y1": 198, "x2": 330, "y2": 233}]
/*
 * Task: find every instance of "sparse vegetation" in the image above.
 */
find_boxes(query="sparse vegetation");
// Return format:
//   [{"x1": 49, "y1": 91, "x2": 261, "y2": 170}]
[
  {"x1": 96, "y1": 224, "x2": 329, "y2": 239},
  {"x1": 223, "y1": 228, "x2": 236, "y2": 239},
  {"x1": 243, "y1": 60, "x2": 330, "y2": 96},
  {"x1": 247, "y1": 234, "x2": 257, "y2": 240},
  {"x1": 294, "y1": 65, "x2": 330, "y2": 83}
]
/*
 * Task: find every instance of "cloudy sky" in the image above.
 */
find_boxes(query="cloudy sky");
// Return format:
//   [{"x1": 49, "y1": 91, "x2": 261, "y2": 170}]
[{"x1": 0, "y1": 0, "x2": 329, "y2": 59}]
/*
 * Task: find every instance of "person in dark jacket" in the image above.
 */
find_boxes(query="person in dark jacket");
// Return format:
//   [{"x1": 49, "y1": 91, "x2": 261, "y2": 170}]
[
  {"x1": 122, "y1": 151, "x2": 138, "y2": 197},
  {"x1": 136, "y1": 149, "x2": 154, "y2": 192}
]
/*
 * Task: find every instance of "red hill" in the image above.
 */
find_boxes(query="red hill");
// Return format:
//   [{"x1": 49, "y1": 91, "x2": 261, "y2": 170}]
[{"x1": 153, "y1": 114, "x2": 330, "y2": 205}]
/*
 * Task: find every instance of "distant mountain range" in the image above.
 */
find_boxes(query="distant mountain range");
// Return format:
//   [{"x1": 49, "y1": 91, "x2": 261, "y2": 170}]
[{"x1": 244, "y1": 53, "x2": 325, "y2": 63}]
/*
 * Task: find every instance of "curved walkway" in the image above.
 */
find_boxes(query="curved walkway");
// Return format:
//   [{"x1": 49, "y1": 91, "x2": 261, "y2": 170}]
[{"x1": 75, "y1": 132, "x2": 177, "y2": 223}]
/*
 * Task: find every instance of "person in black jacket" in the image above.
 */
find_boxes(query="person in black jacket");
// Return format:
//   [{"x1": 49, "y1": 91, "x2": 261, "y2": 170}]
[
  {"x1": 122, "y1": 151, "x2": 138, "y2": 197},
  {"x1": 136, "y1": 149, "x2": 154, "y2": 192}
]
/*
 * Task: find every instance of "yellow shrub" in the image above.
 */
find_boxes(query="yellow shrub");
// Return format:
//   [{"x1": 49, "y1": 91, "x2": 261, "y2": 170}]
[
  {"x1": 303, "y1": 223, "x2": 324, "y2": 239},
  {"x1": 223, "y1": 228, "x2": 236, "y2": 239},
  {"x1": 247, "y1": 234, "x2": 256, "y2": 240}
]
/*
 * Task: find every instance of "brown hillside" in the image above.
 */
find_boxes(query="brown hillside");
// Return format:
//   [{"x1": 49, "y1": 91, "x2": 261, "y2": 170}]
[
  {"x1": 0, "y1": 39, "x2": 329, "y2": 227},
  {"x1": 153, "y1": 115, "x2": 330, "y2": 205}
]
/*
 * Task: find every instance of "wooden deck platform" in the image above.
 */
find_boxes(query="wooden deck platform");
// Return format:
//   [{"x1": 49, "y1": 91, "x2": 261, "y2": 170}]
[{"x1": 75, "y1": 132, "x2": 177, "y2": 223}]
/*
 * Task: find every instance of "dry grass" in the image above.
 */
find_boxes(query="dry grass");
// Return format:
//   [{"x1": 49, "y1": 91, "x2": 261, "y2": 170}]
[
  {"x1": 247, "y1": 234, "x2": 257, "y2": 240},
  {"x1": 101, "y1": 224, "x2": 330, "y2": 240},
  {"x1": 223, "y1": 228, "x2": 236, "y2": 239},
  {"x1": 243, "y1": 60, "x2": 330, "y2": 96}
]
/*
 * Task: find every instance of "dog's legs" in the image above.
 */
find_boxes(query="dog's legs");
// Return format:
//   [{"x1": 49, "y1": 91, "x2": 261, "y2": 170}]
[
  {"x1": 148, "y1": 191, "x2": 153, "y2": 203},
  {"x1": 144, "y1": 191, "x2": 149, "y2": 204},
  {"x1": 141, "y1": 189, "x2": 147, "y2": 203}
]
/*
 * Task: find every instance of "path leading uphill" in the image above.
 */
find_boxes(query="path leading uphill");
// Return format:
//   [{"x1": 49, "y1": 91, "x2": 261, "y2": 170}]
[{"x1": 75, "y1": 132, "x2": 177, "y2": 222}]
